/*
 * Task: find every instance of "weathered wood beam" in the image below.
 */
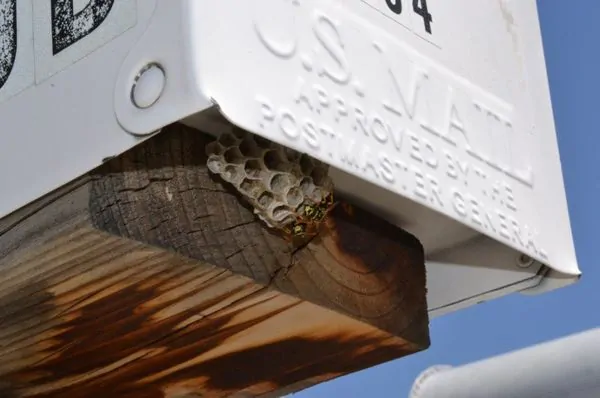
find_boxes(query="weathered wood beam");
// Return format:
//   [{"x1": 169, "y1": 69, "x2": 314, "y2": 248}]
[{"x1": 0, "y1": 123, "x2": 429, "y2": 397}]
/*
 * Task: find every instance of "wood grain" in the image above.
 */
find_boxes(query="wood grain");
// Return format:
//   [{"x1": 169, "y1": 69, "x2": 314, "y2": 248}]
[{"x1": 0, "y1": 123, "x2": 429, "y2": 397}]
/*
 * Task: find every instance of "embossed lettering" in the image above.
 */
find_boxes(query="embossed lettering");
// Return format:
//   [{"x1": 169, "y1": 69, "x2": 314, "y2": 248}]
[
  {"x1": 338, "y1": 140, "x2": 401, "y2": 184},
  {"x1": 257, "y1": 96, "x2": 276, "y2": 125},
  {"x1": 334, "y1": 94, "x2": 348, "y2": 121},
  {"x1": 340, "y1": 139, "x2": 361, "y2": 170},
  {"x1": 387, "y1": 124, "x2": 405, "y2": 153},
  {"x1": 428, "y1": 175, "x2": 444, "y2": 207},
  {"x1": 424, "y1": 139, "x2": 438, "y2": 169},
  {"x1": 409, "y1": 132, "x2": 422, "y2": 163},
  {"x1": 474, "y1": 102, "x2": 512, "y2": 164},
  {"x1": 504, "y1": 183, "x2": 517, "y2": 212},
  {"x1": 444, "y1": 151, "x2": 469, "y2": 184},
  {"x1": 472, "y1": 101, "x2": 534, "y2": 188},
  {"x1": 303, "y1": 119, "x2": 319, "y2": 148},
  {"x1": 314, "y1": 83, "x2": 330, "y2": 109},
  {"x1": 354, "y1": 106, "x2": 404, "y2": 152},
  {"x1": 319, "y1": 124, "x2": 336, "y2": 140},
  {"x1": 496, "y1": 210, "x2": 511, "y2": 240},
  {"x1": 446, "y1": 152, "x2": 459, "y2": 180},
  {"x1": 376, "y1": 42, "x2": 428, "y2": 120},
  {"x1": 407, "y1": 133, "x2": 438, "y2": 170},
  {"x1": 279, "y1": 109, "x2": 299, "y2": 139},
  {"x1": 313, "y1": 12, "x2": 351, "y2": 85},
  {"x1": 380, "y1": 153, "x2": 395, "y2": 183},
  {"x1": 355, "y1": 106, "x2": 369, "y2": 137},
  {"x1": 371, "y1": 115, "x2": 389, "y2": 143},
  {"x1": 470, "y1": 197, "x2": 482, "y2": 226},
  {"x1": 452, "y1": 190, "x2": 467, "y2": 218},
  {"x1": 251, "y1": 4, "x2": 546, "y2": 259},
  {"x1": 413, "y1": 167, "x2": 427, "y2": 200},
  {"x1": 444, "y1": 88, "x2": 468, "y2": 146},
  {"x1": 294, "y1": 77, "x2": 314, "y2": 111},
  {"x1": 253, "y1": 5, "x2": 297, "y2": 58},
  {"x1": 484, "y1": 211, "x2": 497, "y2": 232},
  {"x1": 509, "y1": 218, "x2": 542, "y2": 257},
  {"x1": 510, "y1": 218, "x2": 524, "y2": 246},
  {"x1": 361, "y1": 146, "x2": 380, "y2": 179}
]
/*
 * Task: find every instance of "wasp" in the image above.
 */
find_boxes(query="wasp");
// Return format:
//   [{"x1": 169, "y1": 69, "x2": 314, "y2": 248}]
[
  {"x1": 270, "y1": 192, "x2": 355, "y2": 282},
  {"x1": 281, "y1": 192, "x2": 337, "y2": 244}
]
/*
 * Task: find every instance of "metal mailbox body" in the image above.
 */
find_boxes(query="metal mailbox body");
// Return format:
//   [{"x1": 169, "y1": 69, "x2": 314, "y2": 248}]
[{"x1": 0, "y1": 0, "x2": 579, "y2": 317}]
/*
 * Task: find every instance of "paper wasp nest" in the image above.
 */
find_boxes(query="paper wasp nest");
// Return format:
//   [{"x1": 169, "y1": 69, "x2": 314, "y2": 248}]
[{"x1": 206, "y1": 128, "x2": 334, "y2": 229}]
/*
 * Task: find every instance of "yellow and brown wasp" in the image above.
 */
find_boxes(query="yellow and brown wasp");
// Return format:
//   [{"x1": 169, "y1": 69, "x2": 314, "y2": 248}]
[
  {"x1": 281, "y1": 192, "x2": 337, "y2": 245},
  {"x1": 270, "y1": 192, "x2": 355, "y2": 282}
]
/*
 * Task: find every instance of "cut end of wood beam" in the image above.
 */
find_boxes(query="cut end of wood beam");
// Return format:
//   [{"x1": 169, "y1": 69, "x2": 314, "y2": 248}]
[{"x1": 0, "y1": 123, "x2": 429, "y2": 397}]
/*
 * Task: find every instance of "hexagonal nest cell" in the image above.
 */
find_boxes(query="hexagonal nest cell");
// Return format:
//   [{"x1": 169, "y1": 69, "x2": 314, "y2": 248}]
[{"x1": 206, "y1": 127, "x2": 334, "y2": 229}]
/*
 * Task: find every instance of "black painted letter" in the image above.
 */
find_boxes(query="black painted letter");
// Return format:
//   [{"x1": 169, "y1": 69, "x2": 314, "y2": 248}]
[
  {"x1": 51, "y1": 0, "x2": 114, "y2": 55},
  {"x1": 0, "y1": 0, "x2": 17, "y2": 90},
  {"x1": 386, "y1": 0, "x2": 402, "y2": 14},
  {"x1": 413, "y1": 0, "x2": 433, "y2": 34}
]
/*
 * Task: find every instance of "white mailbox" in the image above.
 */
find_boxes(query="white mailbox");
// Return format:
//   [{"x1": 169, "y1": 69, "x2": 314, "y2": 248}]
[{"x1": 0, "y1": 0, "x2": 579, "y2": 317}]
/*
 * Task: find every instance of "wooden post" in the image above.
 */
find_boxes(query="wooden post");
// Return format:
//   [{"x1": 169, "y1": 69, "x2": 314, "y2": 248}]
[{"x1": 0, "y1": 123, "x2": 429, "y2": 398}]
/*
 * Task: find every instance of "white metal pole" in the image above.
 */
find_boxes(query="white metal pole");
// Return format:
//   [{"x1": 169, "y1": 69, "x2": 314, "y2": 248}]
[{"x1": 409, "y1": 328, "x2": 600, "y2": 398}]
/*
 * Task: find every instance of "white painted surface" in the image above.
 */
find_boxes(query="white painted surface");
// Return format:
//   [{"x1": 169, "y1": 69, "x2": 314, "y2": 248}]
[
  {"x1": 0, "y1": 0, "x2": 580, "y2": 315},
  {"x1": 32, "y1": 0, "x2": 137, "y2": 83},
  {"x1": 0, "y1": 0, "x2": 210, "y2": 222},
  {"x1": 184, "y1": 0, "x2": 578, "y2": 277},
  {"x1": 0, "y1": 0, "x2": 153, "y2": 221},
  {"x1": 0, "y1": 0, "x2": 34, "y2": 103}
]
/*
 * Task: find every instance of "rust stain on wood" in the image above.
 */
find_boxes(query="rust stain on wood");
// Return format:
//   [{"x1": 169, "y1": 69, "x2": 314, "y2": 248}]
[
  {"x1": 0, "y1": 241, "x2": 413, "y2": 397},
  {"x1": 87, "y1": 124, "x2": 429, "y2": 338},
  {"x1": 0, "y1": 123, "x2": 429, "y2": 397},
  {"x1": 287, "y1": 201, "x2": 428, "y2": 342}
]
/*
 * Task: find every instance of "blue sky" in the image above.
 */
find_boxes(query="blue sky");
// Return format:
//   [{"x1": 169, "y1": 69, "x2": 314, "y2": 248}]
[{"x1": 297, "y1": 1, "x2": 600, "y2": 396}]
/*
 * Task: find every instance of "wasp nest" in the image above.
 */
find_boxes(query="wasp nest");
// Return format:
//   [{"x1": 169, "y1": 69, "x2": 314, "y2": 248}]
[{"x1": 206, "y1": 128, "x2": 334, "y2": 229}]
